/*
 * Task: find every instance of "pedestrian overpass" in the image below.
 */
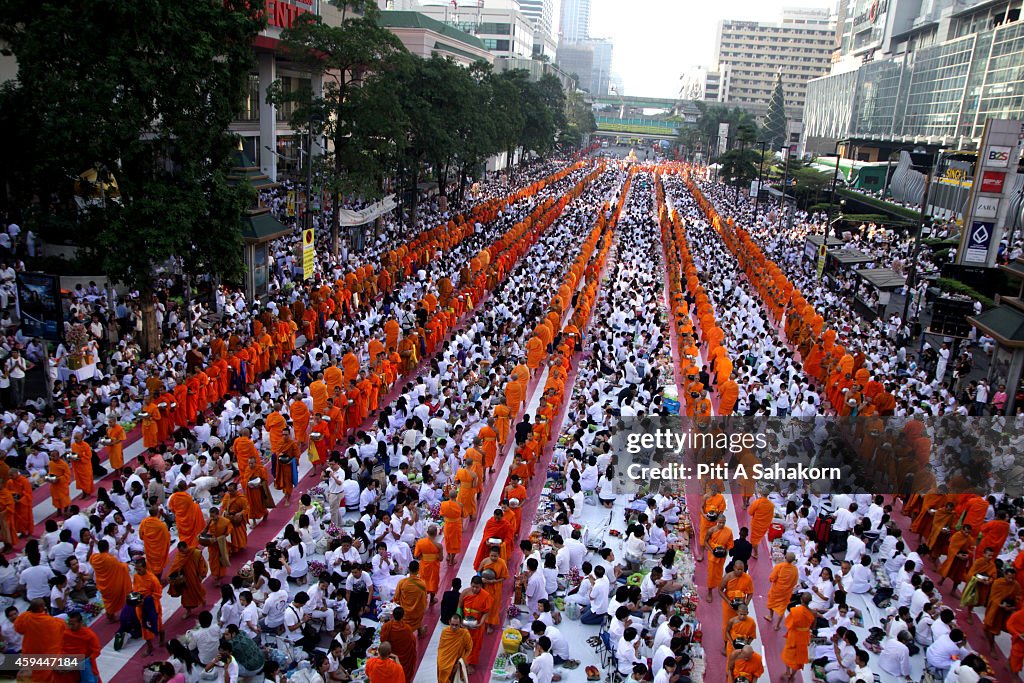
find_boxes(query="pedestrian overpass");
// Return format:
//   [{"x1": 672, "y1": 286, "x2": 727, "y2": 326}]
[{"x1": 595, "y1": 115, "x2": 679, "y2": 139}]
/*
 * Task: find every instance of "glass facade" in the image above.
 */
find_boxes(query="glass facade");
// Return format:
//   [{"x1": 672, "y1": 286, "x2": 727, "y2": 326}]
[{"x1": 805, "y1": 17, "x2": 1024, "y2": 148}]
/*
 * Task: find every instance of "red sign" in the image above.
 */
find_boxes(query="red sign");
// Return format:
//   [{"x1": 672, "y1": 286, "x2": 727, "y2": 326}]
[
  {"x1": 981, "y1": 170, "x2": 1006, "y2": 194},
  {"x1": 265, "y1": 0, "x2": 311, "y2": 29}
]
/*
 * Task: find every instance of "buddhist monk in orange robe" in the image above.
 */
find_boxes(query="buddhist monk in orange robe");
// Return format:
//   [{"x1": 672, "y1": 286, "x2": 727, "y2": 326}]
[
  {"x1": 168, "y1": 484, "x2": 205, "y2": 548},
  {"x1": 475, "y1": 546, "x2": 509, "y2": 632},
  {"x1": 458, "y1": 578, "x2": 494, "y2": 669},
  {"x1": 132, "y1": 558, "x2": 164, "y2": 654},
  {"x1": 394, "y1": 564, "x2": 429, "y2": 633},
  {"x1": 437, "y1": 615, "x2": 473, "y2": 683},
  {"x1": 729, "y1": 646, "x2": 765, "y2": 683},
  {"x1": 1007, "y1": 606, "x2": 1024, "y2": 674},
  {"x1": 139, "y1": 508, "x2": 171, "y2": 578},
  {"x1": 15, "y1": 600, "x2": 66, "y2": 682},
  {"x1": 167, "y1": 541, "x2": 208, "y2": 615},
  {"x1": 414, "y1": 528, "x2": 443, "y2": 603},
  {"x1": 47, "y1": 454, "x2": 72, "y2": 516},
  {"x1": 378, "y1": 620, "x2": 416, "y2": 683},
  {"x1": 106, "y1": 417, "x2": 126, "y2": 471},
  {"x1": 56, "y1": 612, "x2": 101, "y2": 683},
  {"x1": 7, "y1": 470, "x2": 33, "y2": 538},
  {"x1": 289, "y1": 397, "x2": 311, "y2": 444},
  {"x1": 782, "y1": 594, "x2": 817, "y2": 680},
  {"x1": 90, "y1": 540, "x2": 131, "y2": 620},
  {"x1": 704, "y1": 518, "x2": 734, "y2": 599},
  {"x1": 141, "y1": 398, "x2": 161, "y2": 449},
  {"x1": 747, "y1": 495, "x2": 775, "y2": 558},
  {"x1": 69, "y1": 434, "x2": 94, "y2": 498},
  {"x1": 221, "y1": 483, "x2": 249, "y2": 552},
  {"x1": 204, "y1": 507, "x2": 232, "y2": 583},
  {"x1": 440, "y1": 493, "x2": 463, "y2": 565},
  {"x1": 766, "y1": 553, "x2": 800, "y2": 629}
]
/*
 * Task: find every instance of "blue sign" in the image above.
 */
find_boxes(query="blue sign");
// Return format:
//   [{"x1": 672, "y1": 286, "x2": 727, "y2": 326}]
[
  {"x1": 16, "y1": 272, "x2": 62, "y2": 341},
  {"x1": 965, "y1": 220, "x2": 994, "y2": 264}
]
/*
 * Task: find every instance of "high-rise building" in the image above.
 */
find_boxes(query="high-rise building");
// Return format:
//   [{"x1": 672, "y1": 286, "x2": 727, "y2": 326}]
[
  {"x1": 517, "y1": 0, "x2": 559, "y2": 58},
  {"x1": 802, "y1": 0, "x2": 1024, "y2": 156},
  {"x1": 559, "y1": 0, "x2": 590, "y2": 43},
  {"x1": 712, "y1": 8, "x2": 834, "y2": 117}
]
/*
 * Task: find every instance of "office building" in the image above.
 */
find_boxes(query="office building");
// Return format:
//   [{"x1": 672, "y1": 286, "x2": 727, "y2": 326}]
[
  {"x1": 712, "y1": 8, "x2": 834, "y2": 115},
  {"x1": 802, "y1": 0, "x2": 1024, "y2": 156},
  {"x1": 417, "y1": 0, "x2": 536, "y2": 58},
  {"x1": 379, "y1": 11, "x2": 495, "y2": 66},
  {"x1": 518, "y1": 0, "x2": 559, "y2": 58},
  {"x1": 559, "y1": 0, "x2": 590, "y2": 43}
]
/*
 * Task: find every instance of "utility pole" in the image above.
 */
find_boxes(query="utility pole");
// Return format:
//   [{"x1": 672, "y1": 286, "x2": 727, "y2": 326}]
[
  {"x1": 827, "y1": 140, "x2": 843, "y2": 230},
  {"x1": 753, "y1": 140, "x2": 768, "y2": 222}
]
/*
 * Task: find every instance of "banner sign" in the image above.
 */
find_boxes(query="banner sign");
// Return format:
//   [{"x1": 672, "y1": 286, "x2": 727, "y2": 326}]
[
  {"x1": 16, "y1": 272, "x2": 62, "y2": 341},
  {"x1": 302, "y1": 228, "x2": 315, "y2": 280},
  {"x1": 965, "y1": 220, "x2": 994, "y2": 263},
  {"x1": 338, "y1": 195, "x2": 397, "y2": 226}
]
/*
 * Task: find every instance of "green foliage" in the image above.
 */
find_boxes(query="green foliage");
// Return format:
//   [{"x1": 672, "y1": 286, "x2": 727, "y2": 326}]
[
  {"x1": 836, "y1": 188, "x2": 923, "y2": 221},
  {"x1": 763, "y1": 72, "x2": 788, "y2": 151},
  {"x1": 268, "y1": 2, "x2": 407, "y2": 250},
  {"x1": 0, "y1": 0, "x2": 265, "y2": 295},
  {"x1": 935, "y1": 277, "x2": 995, "y2": 309},
  {"x1": 678, "y1": 101, "x2": 761, "y2": 157},
  {"x1": 718, "y1": 148, "x2": 760, "y2": 188}
]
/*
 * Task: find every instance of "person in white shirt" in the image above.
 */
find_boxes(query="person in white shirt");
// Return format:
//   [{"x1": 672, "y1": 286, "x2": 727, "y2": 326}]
[
  {"x1": 187, "y1": 611, "x2": 223, "y2": 666},
  {"x1": 615, "y1": 627, "x2": 641, "y2": 676},
  {"x1": 238, "y1": 591, "x2": 260, "y2": 639},
  {"x1": 842, "y1": 557, "x2": 875, "y2": 594},
  {"x1": 845, "y1": 529, "x2": 867, "y2": 565},
  {"x1": 201, "y1": 641, "x2": 239, "y2": 683},
  {"x1": 529, "y1": 637, "x2": 555, "y2": 683},
  {"x1": 260, "y1": 579, "x2": 289, "y2": 631},
  {"x1": 523, "y1": 558, "x2": 548, "y2": 618},
  {"x1": 926, "y1": 630, "x2": 970, "y2": 680},
  {"x1": 1, "y1": 606, "x2": 21, "y2": 653},
  {"x1": 581, "y1": 566, "x2": 610, "y2": 625},
  {"x1": 878, "y1": 630, "x2": 913, "y2": 681},
  {"x1": 20, "y1": 557, "x2": 54, "y2": 601}
]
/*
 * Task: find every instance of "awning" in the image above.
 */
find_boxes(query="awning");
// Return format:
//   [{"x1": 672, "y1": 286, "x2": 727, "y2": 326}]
[
  {"x1": 242, "y1": 211, "x2": 291, "y2": 243},
  {"x1": 830, "y1": 248, "x2": 875, "y2": 266},
  {"x1": 969, "y1": 305, "x2": 1024, "y2": 348},
  {"x1": 856, "y1": 267, "x2": 906, "y2": 290}
]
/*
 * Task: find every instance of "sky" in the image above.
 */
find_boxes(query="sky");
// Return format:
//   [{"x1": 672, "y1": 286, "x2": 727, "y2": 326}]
[{"x1": 588, "y1": 0, "x2": 835, "y2": 98}]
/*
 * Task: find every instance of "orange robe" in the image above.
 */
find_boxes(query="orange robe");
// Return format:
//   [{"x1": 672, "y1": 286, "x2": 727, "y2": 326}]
[
  {"x1": 7, "y1": 475, "x2": 33, "y2": 537},
  {"x1": 476, "y1": 557, "x2": 509, "y2": 627},
  {"x1": 289, "y1": 400, "x2": 311, "y2": 443},
  {"x1": 748, "y1": 497, "x2": 775, "y2": 546},
  {"x1": 782, "y1": 604, "x2": 815, "y2": 670},
  {"x1": 205, "y1": 516, "x2": 232, "y2": 578},
  {"x1": 48, "y1": 460, "x2": 72, "y2": 511},
  {"x1": 70, "y1": 441, "x2": 94, "y2": 496},
  {"x1": 706, "y1": 526, "x2": 734, "y2": 589},
  {"x1": 168, "y1": 491, "x2": 205, "y2": 548},
  {"x1": 141, "y1": 401, "x2": 160, "y2": 449},
  {"x1": 106, "y1": 423, "x2": 126, "y2": 471},
  {"x1": 57, "y1": 623, "x2": 101, "y2": 683},
  {"x1": 413, "y1": 537, "x2": 442, "y2": 594},
  {"x1": 437, "y1": 625, "x2": 473, "y2": 683},
  {"x1": 366, "y1": 654, "x2": 407, "y2": 683},
  {"x1": 90, "y1": 552, "x2": 131, "y2": 618},
  {"x1": 1008, "y1": 607, "x2": 1024, "y2": 673},
  {"x1": 379, "y1": 620, "x2": 417, "y2": 683},
  {"x1": 461, "y1": 590, "x2": 494, "y2": 664},
  {"x1": 14, "y1": 611, "x2": 66, "y2": 682},
  {"x1": 394, "y1": 574, "x2": 429, "y2": 630},
  {"x1": 221, "y1": 491, "x2": 249, "y2": 552},
  {"x1": 440, "y1": 500, "x2": 463, "y2": 555},
  {"x1": 133, "y1": 570, "x2": 163, "y2": 641},
  {"x1": 732, "y1": 652, "x2": 765, "y2": 681},
  {"x1": 766, "y1": 562, "x2": 799, "y2": 616},
  {"x1": 167, "y1": 546, "x2": 208, "y2": 609},
  {"x1": 139, "y1": 515, "x2": 171, "y2": 577}
]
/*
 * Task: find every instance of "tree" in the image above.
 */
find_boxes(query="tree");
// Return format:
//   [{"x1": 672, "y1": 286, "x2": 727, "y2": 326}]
[
  {"x1": 682, "y1": 102, "x2": 761, "y2": 154},
  {"x1": 562, "y1": 89, "x2": 597, "y2": 149},
  {"x1": 0, "y1": 0, "x2": 265, "y2": 353},
  {"x1": 718, "y1": 148, "x2": 760, "y2": 191},
  {"x1": 764, "y1": 72, "x2": 788, "y2": 151},
  {"x1": 269, "y1": 0, "x2": 406, "y2": 256}
]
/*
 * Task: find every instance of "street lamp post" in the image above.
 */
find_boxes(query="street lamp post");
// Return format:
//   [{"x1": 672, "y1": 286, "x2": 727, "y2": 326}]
[
  {"x1": 827, "y1": 140, "x2": 843, "y2": 230},
  {"x1": 901, "y1": 170, "x2": 934, "y2": 336},
  {"x1": 753, "y1": 140, "x2": 768, "y2": 223}
]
